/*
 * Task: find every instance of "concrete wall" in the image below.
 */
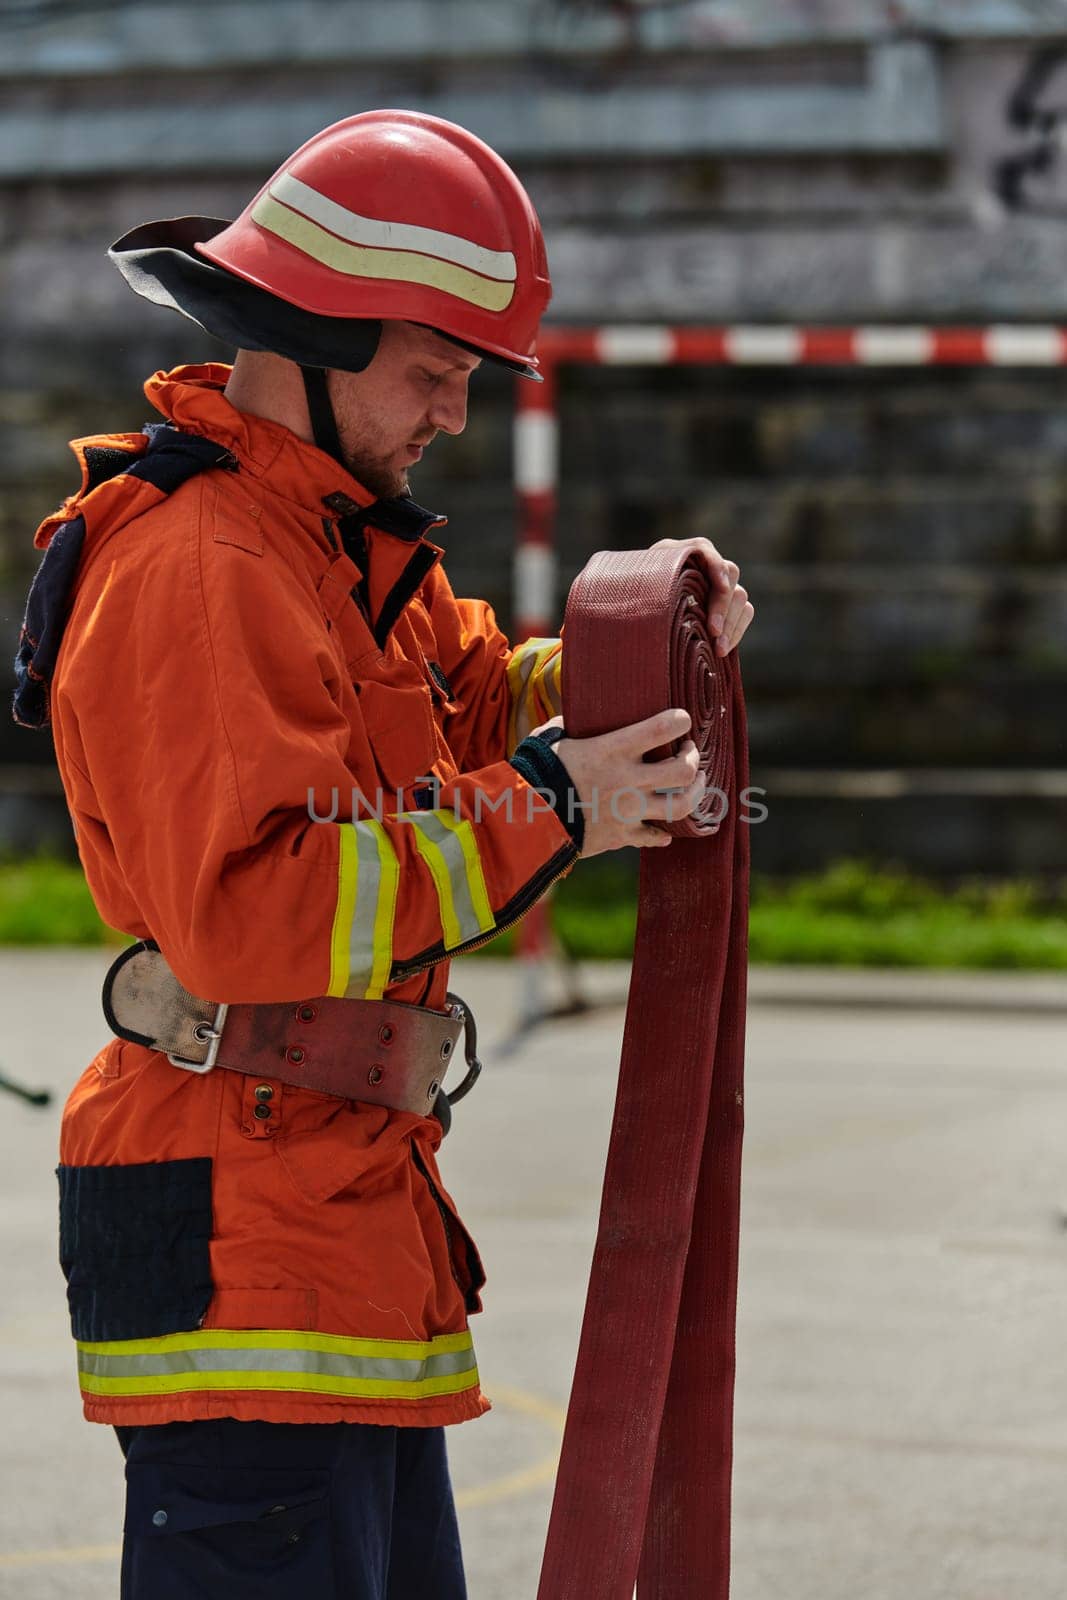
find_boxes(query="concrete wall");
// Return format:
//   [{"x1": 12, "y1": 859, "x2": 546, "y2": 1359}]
[{"x1": 3, "y1": 0, "x2": 1067, "y2": 873}]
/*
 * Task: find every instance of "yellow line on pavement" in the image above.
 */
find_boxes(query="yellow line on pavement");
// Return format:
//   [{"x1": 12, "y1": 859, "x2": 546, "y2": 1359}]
[
  {"x1": 0, "y1": 1542, "x2": 121, "y2": 1568},
  {"x1": 0, "y1": 1383, "x2": 567, "y2": 1567},
  {"x1": 455, "y1": 1382, "x2": 566, "y2": 1509},
  {"x1": 483, "y1": 1382, "x2": 568, "y2": 1431}
]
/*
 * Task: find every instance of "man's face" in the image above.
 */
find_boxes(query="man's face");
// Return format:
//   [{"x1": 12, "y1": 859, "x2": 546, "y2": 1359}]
[{"x1": 326, "y1": 322, "x2": 481, "y2": 498}]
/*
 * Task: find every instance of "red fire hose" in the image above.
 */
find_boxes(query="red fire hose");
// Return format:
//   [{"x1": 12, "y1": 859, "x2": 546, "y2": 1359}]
[{"x1": 537, "y1": 546, "x2": 750, "y2": 1600}]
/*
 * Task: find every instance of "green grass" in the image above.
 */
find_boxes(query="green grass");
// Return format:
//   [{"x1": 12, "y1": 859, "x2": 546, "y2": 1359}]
[
  {"x1": 743, "y1": 859, "x2": 1067, "y2": 969},
  {"x1": 0, "y1": 855, "x2": 127, "y2": 946},
  {"x1": 2, "y1": 853, "x2": 1067, "y2": 970},
  {"x1": 545, "y1": 856, "x2": 1067, "y2": 969}
]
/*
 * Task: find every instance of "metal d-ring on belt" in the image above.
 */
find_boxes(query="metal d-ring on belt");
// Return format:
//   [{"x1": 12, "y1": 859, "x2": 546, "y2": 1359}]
[
  {"x1": 101, "y1": 939, "x2": 481, "y2": 1132},
  {"x1": 536, "y1": 547, "x2": 750, "y2": 1600}
]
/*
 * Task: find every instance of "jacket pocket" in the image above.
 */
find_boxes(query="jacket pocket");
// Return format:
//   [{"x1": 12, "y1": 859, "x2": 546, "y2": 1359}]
[
  {"x1": 123, "y1": 1464, "x2": 333, "y2": 1599},
  {"x1": 448, "y1": 1202, "x2": 486, "y2": 1315},
  {"x1": 57, "y1": 1157, "x2": 213, "y2": 1342},
  {"x1": 356, "y1": 672, "x2": 437, "y2": 795},
  {"x1": 411, "y1": 1142, "x2": 486, "y2": 1315}
]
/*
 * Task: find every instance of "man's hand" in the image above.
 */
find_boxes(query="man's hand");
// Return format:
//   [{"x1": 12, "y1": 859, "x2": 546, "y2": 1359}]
[
  {"x1": 544, "y1": 708, "x2": 704, "y2": 856},
  {"x1": 649, "y1": 537, "x2": 754, "y2": 656}
]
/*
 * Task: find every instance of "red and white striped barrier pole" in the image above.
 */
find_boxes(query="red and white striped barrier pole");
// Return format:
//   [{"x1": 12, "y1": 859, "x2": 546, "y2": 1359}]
[
  {"x1": 511, "y1": 324, "x2": 1067, "y2": 1021},
  {"x1": 513, "y1": 363, "x2": 561, "y2": 1022},
  {"x1": 537, "y1": 322, "x2": 1067, "y2": 367}
]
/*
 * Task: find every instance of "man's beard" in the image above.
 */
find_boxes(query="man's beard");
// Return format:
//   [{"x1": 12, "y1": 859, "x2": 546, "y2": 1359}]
[{"x1": 341, "y1": 441, "x2": 409, "y2": 501}]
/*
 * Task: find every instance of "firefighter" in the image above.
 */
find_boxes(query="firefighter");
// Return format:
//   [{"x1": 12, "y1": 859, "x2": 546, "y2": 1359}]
[{"x1": 14, "y1": 110, "x2": 753, "y2": 1598}]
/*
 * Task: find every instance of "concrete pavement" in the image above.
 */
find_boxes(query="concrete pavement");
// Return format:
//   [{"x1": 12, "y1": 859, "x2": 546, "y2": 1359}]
[{"x1": 0, "y1": 950, "x2": 1064, "y2": 1598}]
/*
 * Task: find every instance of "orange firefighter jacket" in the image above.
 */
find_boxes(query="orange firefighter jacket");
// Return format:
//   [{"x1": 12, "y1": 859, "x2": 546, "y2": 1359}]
[{"x1": 47, "y1": 363, "x2": 574, "y2": 1427}]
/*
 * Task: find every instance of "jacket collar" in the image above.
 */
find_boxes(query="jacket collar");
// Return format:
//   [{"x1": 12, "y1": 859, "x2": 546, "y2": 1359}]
[
  {"x1": 321, "y1": 491, "x2": 445, "y2": 544},
  {"x1": 144, "y1": 363, "x2": 447, "y2": 541}
]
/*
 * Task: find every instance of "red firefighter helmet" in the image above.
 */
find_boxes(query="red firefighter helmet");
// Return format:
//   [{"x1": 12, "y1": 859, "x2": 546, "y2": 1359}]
[
  {"x1": 110, "y1": 110, "x2": 551, "y2": 382},
  {"x1": 199, "y1": 110, "x2": 550, "y2": 377}
]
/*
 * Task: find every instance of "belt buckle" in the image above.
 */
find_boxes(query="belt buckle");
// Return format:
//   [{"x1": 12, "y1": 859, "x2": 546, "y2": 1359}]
[
  {"x1": 442, "y1": 993, "x2": 482, "y2": 1107},
  {"x1": 167, "y1": 1002, "x2": 229, "y2": 1074}
]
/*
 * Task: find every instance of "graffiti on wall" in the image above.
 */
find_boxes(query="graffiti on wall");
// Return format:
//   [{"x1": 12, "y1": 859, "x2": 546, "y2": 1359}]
[{"x1": 995, "y1": 49, "x2": 1067, "y2": 216}]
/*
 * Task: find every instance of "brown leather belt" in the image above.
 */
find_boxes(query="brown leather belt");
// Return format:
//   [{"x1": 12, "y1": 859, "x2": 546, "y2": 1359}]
[{"x1": 102, "y1": 940, "x2": 481, "y2": 1129}]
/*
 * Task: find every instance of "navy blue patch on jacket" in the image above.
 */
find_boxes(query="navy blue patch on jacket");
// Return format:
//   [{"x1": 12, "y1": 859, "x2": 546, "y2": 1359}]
[
  {"x1": 12, "y1": 425, "x2": 233, "y2": 730},
  {"x1": 57, "y1": 1157, "x2": 214, "y2": 1343}
]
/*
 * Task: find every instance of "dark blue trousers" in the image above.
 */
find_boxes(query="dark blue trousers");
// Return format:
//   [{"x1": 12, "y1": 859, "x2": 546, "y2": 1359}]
[{"x1": 116, "y1": 1419, "x2": 467, "y2": 1599}]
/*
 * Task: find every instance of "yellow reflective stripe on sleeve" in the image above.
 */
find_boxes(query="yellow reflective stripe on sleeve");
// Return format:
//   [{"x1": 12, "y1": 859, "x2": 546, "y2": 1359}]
[
  {"x1": 327, "y1": 822, "x2": 359, "y2": 997},
  {"x1": 541, "y1": 645, "x2": 563, "y2": 718},
  {"x1": 432, "y1": 809, "x2": 495, "y2": 933},
  {"x1": 400, "y1": 810, "x2": 495, "y2": 950},
  {"x1": 506, "y1": 637, "x2": 562, "y2": 753},
  {"x1": 404, "y1": 814, "x2": 461, "y2": 948},
  {"x1": 345, "y1": 820, "x2": 400, "y2": 1001},
  {"x1": 75, "y1": 1328, "x2": 479, "y2": 1401}
]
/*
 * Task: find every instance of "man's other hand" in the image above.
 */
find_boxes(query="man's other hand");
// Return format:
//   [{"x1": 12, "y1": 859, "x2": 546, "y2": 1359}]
[{"x1": 649, "y1": 537, "x2": 754, "y2": 656}]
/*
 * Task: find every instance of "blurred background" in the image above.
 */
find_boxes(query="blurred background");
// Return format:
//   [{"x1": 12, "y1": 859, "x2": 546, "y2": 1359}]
[{"x1": 2, "y1": 0, "x2": 1067, "y2": 965}]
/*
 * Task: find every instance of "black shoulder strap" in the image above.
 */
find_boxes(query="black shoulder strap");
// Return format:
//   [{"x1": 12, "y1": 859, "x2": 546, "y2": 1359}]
[{"x1": 12, "y1": 425, "x2": 235, "y2": 730}]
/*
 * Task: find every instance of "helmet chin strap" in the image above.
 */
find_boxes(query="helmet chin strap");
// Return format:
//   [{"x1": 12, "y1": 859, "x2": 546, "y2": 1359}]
[{"x1": 300, "y1": 366, "x2": 346, "y2": 467}]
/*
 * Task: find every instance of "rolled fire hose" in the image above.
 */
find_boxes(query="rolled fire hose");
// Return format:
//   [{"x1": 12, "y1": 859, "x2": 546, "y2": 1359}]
[{"x1": 537, "y1": 546, "x2": 750, "y2": 1600}]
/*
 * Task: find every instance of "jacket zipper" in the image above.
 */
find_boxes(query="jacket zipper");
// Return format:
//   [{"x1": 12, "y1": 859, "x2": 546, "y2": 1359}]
[{"x1": 390, "y1": 840, "x2": 580, "y2": 983}]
